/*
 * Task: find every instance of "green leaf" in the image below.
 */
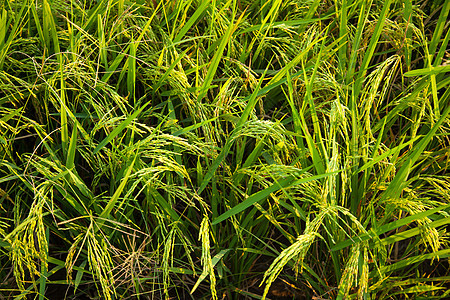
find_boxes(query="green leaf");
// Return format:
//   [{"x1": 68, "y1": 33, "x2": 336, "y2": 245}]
[
  {"x1": 172, "y1": 117, "x2": 218, "y2": 136},
  {"x1": 197, "y1": 70, "x2": 267, "y2": 194},
  {"x1": 190, "y1": 249, "x2": 230, "y2": 294},
  {"x1": 381, "y1": 217, "x2": 450, "y2": 246},
  {"x1": 74, "y1": 260, "x2": 88, "y2": 294},
  {"x1": 378, "y1": 248, "x2": 450, "y2": 274},
  {"x1": 0, "y1": 107, "x2": 23, "y2": 123},
  {"x1": 173, "y1": 0, "x2": 211, "y2": 43},
  {"x1": 381, "y1": 104, "x2": 450, "y2": 201},
  {"x1": 331, "y1": 203, "x2": 450, "y2": 251},
  {"x1": 212, "y1": 171, "x2": 339, "y2": 225},
  {"x1": 353, "y1": 0, "x2": 392, "y2": 97},
  {"x1": 93, "y1": 102, "x2": 149, "y2": 154},
  {"x1": 98, "y1": 153, "x2": 138, "y2": 223},
  {"x1": 356, "y1": 137, "x2": 419, "y2": 174},
  {"x1": 66, "y1": 126, "x2": 78, "y2": 170},
  {"x1": 404, "y1": 65, "x2": 450, "y2": 77},
  {"x1": 196, "y1": 7, "x2": 241, "y2": 103}
]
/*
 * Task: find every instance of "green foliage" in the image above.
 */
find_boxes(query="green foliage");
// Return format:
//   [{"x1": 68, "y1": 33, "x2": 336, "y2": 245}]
[{"x1": 0, "y1": 0, "x2": 449, "y2": 299}]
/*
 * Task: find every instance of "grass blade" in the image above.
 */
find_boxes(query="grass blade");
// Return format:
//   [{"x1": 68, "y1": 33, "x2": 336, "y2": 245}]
[
  {"x1": 93, "y1": 102, "x2": 149, "y2": 154},
  {"x1": 212, "y1": 171, "x2": 339, "y2": 225}
]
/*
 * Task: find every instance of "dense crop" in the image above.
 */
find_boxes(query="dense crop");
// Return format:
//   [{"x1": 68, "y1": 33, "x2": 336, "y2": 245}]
[{"x1": 0, "y1": 0, "x2": 449, "y2": 299}]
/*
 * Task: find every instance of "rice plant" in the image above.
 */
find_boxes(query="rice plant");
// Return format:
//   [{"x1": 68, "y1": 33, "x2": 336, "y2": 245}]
[{"x1": 0, "y1": 0, "x2": 449, "y2": 299}]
